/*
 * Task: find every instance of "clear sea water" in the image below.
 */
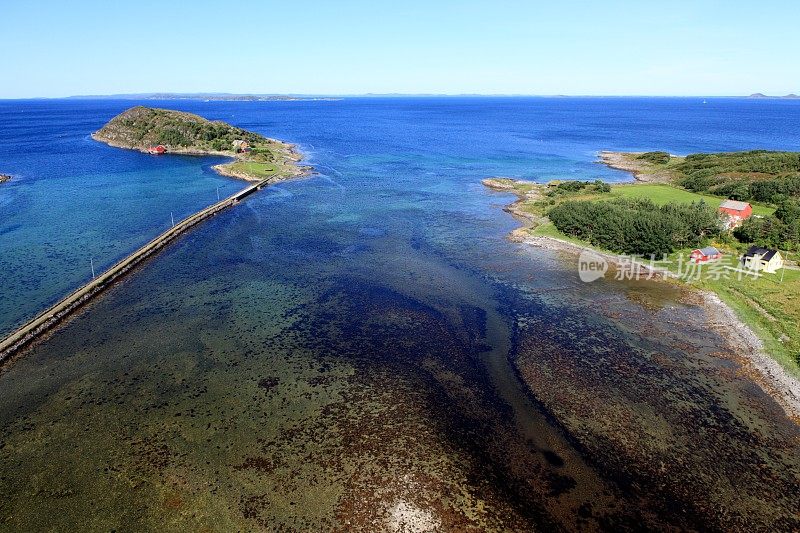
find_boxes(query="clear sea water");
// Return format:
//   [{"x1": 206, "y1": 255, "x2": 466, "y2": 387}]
[
  {"x1": 1, "y1": 97, "x2": 799, "y2": 530},
  {"x1": 2, "y1": 97, "x2": 800, "y2": 335}
]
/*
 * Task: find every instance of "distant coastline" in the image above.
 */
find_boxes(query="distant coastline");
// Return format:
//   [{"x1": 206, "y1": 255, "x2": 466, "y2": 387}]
[
  {"x1": 748, "y1": 93, "x2": 800, "y2": 99},
  {"x1": 6, "y1": 94, "x2": 800, "y2": 102},
  {"x1": 69, "y1": 92, "x2": 341, "y2": 102},
  {"x1": 53, "y1": 93, "x2": 800, "y2": 100}
]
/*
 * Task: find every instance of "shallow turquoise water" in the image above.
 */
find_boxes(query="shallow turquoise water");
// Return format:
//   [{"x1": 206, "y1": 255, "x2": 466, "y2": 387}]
[{"x1": 0, "y1": 101, "x2": 243, "y2": 334}]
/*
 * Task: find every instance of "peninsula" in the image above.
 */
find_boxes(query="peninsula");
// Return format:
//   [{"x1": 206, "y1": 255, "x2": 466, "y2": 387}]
[
  {"x1": 92, "y1": 106, "x2": 309, "y2": 181},
  {"x1": 484, "y1": 150, "x2": 800, "y2": 419}
]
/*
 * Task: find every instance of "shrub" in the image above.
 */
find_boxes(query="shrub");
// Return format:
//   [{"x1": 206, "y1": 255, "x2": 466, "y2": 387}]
[
  {"x1": 734, "y1": 211, "x2": 800, "y2": 252},
  {"x1": 674, "y1": 151, "x2": 800, "y2": 204},
  {"x1": 637, "y1": 151, "x2": 671, "y2": 165},
  {"x1": 157, "y1": 128, "x2": 190, "y2": 146},
  {"x1": 593, "y1": 180, "x2": 611, "y2": 193}
]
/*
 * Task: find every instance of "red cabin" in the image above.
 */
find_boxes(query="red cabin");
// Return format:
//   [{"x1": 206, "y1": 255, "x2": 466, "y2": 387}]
[
  {"x1": 690, "y1": 246, "x2": 722, "y2": 263},
  {"x1": 148, "y1": 145, "x2": 167, "y2": 155},
  {"x1": 718, "y1": 200, "x2": 752, "y2": 228}
]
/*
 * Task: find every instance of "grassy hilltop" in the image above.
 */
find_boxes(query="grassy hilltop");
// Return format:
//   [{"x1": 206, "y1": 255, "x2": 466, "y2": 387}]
[{"x1": 93, "y1": 106, "x2": 305, "y2": 181}]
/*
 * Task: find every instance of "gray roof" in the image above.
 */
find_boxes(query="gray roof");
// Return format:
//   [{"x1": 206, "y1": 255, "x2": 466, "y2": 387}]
[
  {"x1": 698, "y1": 246, "x2": 719, "y2": 256},
  {"x1": 719, "y1": 199, "x2": 750, "y2": 211},
  {"x1": 744, "y1": 245, "x2": 779, "y2": 261}
]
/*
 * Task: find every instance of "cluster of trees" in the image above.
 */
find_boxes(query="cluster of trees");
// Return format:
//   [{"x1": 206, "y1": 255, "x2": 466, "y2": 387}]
[
  {"x1": 157, "y1": 120, "x2": 265, "y2": 151},
  {"x1": 683, "y1": 174, "x2": 800, "y2": 205},
  {"x1": 546, "y1": 179, "x2": 611, "y2": 197},
  {"x1": 680, "y1": 150, "x2": 800, "y2": 177},
  {"x1": 549, "y1": 198, "x2": 721, "y2": 256},
  {"x1": 675, "y1": 151, "x2": 800, "y2": 204},
  {"x1": 210, "y1": 138, "x2": 229, "y2": 151},
  {"x1": 182, "y1": 120, "x2": 265, "y2": 147},
  {"x1": 734, "y1": 200, "x2": 800, "y2": 252},
  {"x1": 117, "y1": 108, "x2": 267, "y2": 152},
  {"x1": 748, "y1": 175, "x2": 800, "y2": 204},
  {"x1": 156, "y1": 128, "x2": 190, "y2": 147},
  {"x1": 249, "y1": 146, "x2": 276, "y2": 162}
]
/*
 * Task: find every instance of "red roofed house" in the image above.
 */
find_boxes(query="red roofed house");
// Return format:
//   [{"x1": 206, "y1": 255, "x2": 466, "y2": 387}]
[
  {"x1": 718, "y1": 200, "x2": 752, "y2": 229},
  {"x1": 148, "y1": 145, "x2": 167, "y2": 155},
  {"x1": 690, "y1": 246, "x2": 722, "y2": 263}
]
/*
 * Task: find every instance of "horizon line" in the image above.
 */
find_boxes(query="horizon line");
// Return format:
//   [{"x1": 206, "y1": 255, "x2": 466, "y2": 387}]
[{"x1": 2, "y1": 92, "x2": 800, "y2": 101}]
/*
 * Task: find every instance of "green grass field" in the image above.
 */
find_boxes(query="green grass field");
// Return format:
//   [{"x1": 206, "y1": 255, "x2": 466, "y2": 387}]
[
  {"x1": 701, "y1": 269, "x2": 800, "y2": 374},
  {"x1": 529, "y1": 221, "x2": 590, "y2": 246},
  {"x1": 610, "y1": 184, "x2": 775, "y2": 216},
  {"x1": 228, "y1": 161, "x2": 279, "y2": 178}
]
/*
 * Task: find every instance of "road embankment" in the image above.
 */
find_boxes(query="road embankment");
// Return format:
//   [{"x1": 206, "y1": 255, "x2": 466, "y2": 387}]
[{"x1": 0, "y1": 177, "x2": 273, "y2": 366}]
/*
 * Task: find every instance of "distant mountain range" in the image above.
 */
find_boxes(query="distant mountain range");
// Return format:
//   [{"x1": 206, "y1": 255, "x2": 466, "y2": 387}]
[
  {"x1": 748, "y1": 93, "x2": 800, "y2": 99},
  {"x1": 66, "y1": 93, "x2": 341, "y2": 101}
]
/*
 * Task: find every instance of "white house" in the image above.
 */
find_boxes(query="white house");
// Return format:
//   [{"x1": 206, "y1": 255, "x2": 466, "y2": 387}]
[{"x1": 742, "y1": 246, "x2": 784, "y2": 274}]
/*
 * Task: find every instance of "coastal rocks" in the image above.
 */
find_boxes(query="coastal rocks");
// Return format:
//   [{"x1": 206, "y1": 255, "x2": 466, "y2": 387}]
[
  {"x1": 481, "y1": 177, "x2": 544, "y2": 229},
  {"x1": 701, "y1": 291, "x2": 800, "y2": 422},
  {"x1": 598, "y1": 151, "x2": 675, "y2": 183},
  {"x1": 481, "y1": 177, "x2": 529, "y2": 191}
]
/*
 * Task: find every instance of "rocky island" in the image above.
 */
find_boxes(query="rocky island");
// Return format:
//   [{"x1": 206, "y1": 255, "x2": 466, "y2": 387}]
[{"x1": 92, "y1": 106, "x2": 309, "y2": 182}]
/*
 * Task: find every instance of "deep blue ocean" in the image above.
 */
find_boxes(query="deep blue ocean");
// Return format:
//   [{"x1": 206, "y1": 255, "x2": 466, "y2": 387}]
[{"x1": 1, "y1": 97, "x2": 800, "y2": 529}]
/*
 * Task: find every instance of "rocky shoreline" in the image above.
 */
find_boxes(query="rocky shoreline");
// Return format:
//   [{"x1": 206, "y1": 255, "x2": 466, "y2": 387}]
[
  {"x1": 94, "y1": 135, "x2": 308, "y2": 183},
  {"x1": 702, "y1": 291, "x2": 800, "y2": 422},
  {"x1": 211, "y1": 143, "x2": 313, "y2": 183},
  {"x1": 598, "y1": 151, "x2": 676, "y2": 182},
  {"x1": 481, "y1": 177, "x2": 543, "y2": 239}
]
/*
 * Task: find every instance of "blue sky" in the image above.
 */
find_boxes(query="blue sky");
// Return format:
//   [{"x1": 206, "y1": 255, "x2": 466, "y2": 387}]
[{"x1": 1, "y1": 0, "x2": 798, "y2": 98}]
